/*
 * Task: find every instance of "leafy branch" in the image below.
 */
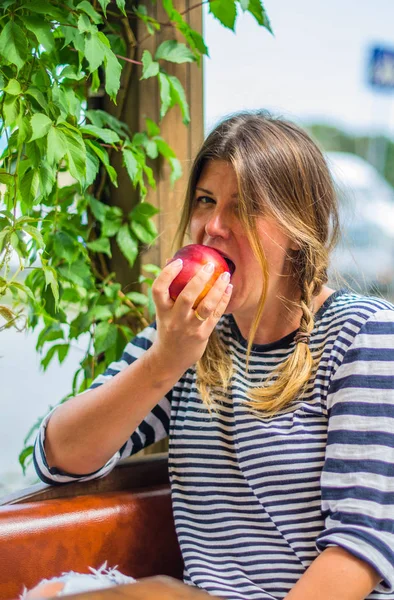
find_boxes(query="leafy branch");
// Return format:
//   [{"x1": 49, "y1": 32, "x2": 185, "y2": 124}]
[{"x1": 0, "y1": 0, "x2": 271, "y2": 475}]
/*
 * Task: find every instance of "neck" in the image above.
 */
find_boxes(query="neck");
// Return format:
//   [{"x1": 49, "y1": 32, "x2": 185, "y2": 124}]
[{"x1": 232, "y1": 284, "x2": 335, "y2": 346}]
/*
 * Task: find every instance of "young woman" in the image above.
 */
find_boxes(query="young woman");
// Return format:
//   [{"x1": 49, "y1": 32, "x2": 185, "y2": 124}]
[{"x1": 32, "y1": 111, "x2": 394, "y2": 600}]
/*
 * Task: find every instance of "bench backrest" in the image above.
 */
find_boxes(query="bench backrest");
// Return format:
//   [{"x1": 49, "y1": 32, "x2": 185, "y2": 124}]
[{"x1": 0, "y1": 455, "x2": 183, "y2": 600}]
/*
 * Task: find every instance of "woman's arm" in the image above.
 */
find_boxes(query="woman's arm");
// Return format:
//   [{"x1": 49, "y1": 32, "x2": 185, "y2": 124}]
[
  {"x1": 44, "y1": 342, "x2": 185, "y2": 475},
  {"x1": 285, "y1": 547, "x2": 381, "y2": 600},
  {"x1": 42, "y1": 258, "x2": 233, "y2": 476}
]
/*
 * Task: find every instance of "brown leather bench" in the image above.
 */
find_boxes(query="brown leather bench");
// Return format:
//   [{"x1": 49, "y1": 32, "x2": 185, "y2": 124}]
[{"x1": 0, "y1": 454, "x2": 185, "y2": 600}]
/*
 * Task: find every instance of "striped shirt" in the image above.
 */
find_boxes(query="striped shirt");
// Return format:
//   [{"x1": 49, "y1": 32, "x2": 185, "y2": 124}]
[{"x1": 34, "y1": 290, "x2": 394, "y2": 599}]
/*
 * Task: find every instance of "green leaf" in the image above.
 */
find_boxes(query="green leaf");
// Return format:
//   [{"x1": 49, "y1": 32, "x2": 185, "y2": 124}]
[
  {"x1": 4, "y1": 79, "x2": 21, "y2": 95},
  {"x1": 88, "y1": 196, "x2": 109, "y2": 222},
  {"x1": 20, "y1": 169, "x2": 40, "y2": 207},
  {"x1": 116, "y1": 224, "x2": 138, "y2": 267},
  {"x1": 58, "y1": 259, "x2": 93, "y2": 289},
  {"x1": 130, "y1": 219, "x2": 158, "y2": 245},
  {"x1": 24, "y1": 16, "x2": 55, "y2": 53},
  {"x1": 169, "y1": 156, "x2": 182, "y2": 184},
  {"x1": 141, "y1": 50, "x2": 160, "y2": 80},
  {"x1": 53, "y1": 231, "x2": 78, "y2": 263},
  {"x1": 84, "y1": 32, "x2": 106, "y2": 72},
  {"x1": 24, "y1": 1, "x2": 64, "y2": 21},
  {"x1": 3, "y1": 95, "x2": 19, "y2": 127},
  {"x1": 142, "y1": 263, "x2": 162, "y2": 276},
  {"x1": 126, "y1": 291, "x2": 149, "y2": 305},
  {"x1": 37, "y1": 161, "x2": 55, "y2": 198},
  {"x1": 86, "y1": 237, "x2": 112, "y2": 257},
  {"x1": 85, "y1": 109, "x2": 129, "y2": 136},
  {"x1": 122, "y1": 148, "x2": 139, "y2": 184},
  {"x1": 42, "y1": 262, "x2": 59, "y2": 310},
  {"x1": 101, "y1": 206, "x2": 122, "y2": 237},
  {"x1": 25, "y1": 87, "x2": 48, "y2": 112},
  {"x1": 86, "y1": 139, "x2": 118, "y2": 186},
  {"x1": 97, "y1": 0, "x2": 111, "y2": 17},
  {"x1": 159, "y1": 73, "x2": 172, "y2": 120},
  {"x1": 30, "y1": 113, "x2": 53, "y2": 142},
  {"x1": 247, "y1": 0, "x2": 273, "y2": 31},
  {"x1": 47, "y1": 127, "x2": 67, "y2": 165},
  {"x1": 19, "y1": 446, "x2": 34, "y2": 475},
  {"x1": 17, "y1": 115, "x2": 32, "y2": 146},
  {"x1": 0, "y1": 21, "x2": 28, "y2": 70},
  {"x1": 0, "y1": 170, "x2": 14, "y2": 185},
  {"x1": 145, "y1": 118, "x2": 160, "y2": 137},
  {"x1": 59, "y1": 65, "x2": 85, "y2": 81},
  {"x1": 23, "y1": 224, "x2": 45, "y2": 248},
  {"x1": 94, "y1": 321, "x2": 118, "y2": 354},
  {"x1": 36, "y1": 326, "x2": 64, "y2": 352},
  {"x1": 115, "y1": 0, "x2": 127, "y2": 16},
  {"x1": 133, "y1": 5, "x2": 160, "y2": 35},
  {"x1": 168, "y1": 74, "x2": 190, "y2": 124},
  {"x1": 81, "y1": 125, "x2": 120, "y2": 144},
  {"x1": 130, "y1": 202, "x2": 159, "y2": 220},
  {"x1": 78, "y1": 13, "x2": 97, "y2": 35},
  {"x1": 61, "y1": 127, "x2": 87, "y2": 183},
  {"x1": 41, "y1": 344, "x2": 69, "y2": 371},
  {"x1": 209, "y1": 0, "x2": 237, "y2": 29},
  {"x1": 77, "y1": 1, "x2": 103, "y2": 24},
  {"x1": 85, "y1": 145, "x2": 100, "y2": 187},
  {"x1": 103, "y1": 45, "x2": 122, "y2": 102},
  {"x1": 155, "y1": 40, "x2": 196, "y2": 64},
  {"x1": 155, "y1": 138, "x2": 176, "y2": 158}
]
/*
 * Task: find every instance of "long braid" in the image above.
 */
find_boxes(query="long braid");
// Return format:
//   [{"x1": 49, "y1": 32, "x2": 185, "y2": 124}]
[{"x1": 246, "y1": 250, "x2": 323, "y2": 416}]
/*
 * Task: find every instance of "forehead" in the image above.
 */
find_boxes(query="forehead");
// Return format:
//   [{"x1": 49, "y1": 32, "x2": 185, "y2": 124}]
[{"x1": 196, "y1": 160, "x2": 237, "y2": 192}]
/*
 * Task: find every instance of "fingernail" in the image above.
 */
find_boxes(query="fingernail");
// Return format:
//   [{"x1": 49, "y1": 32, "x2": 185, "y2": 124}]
[
  {"x1": 221, "y1": 271, "x2": 230, "y2": 282},
  {"x1": 225, "y1": 284, "x2": 233, "y2": 294},
  {"x1": 173, "y1": 258, "x2": 183, "y2": 267},
  {"x1": 203, "y1": 262, "x2": 214, "y2": 273}
]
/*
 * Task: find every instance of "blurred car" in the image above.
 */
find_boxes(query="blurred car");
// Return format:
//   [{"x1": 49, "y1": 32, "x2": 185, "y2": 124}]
[{"x1": 326, "y1": 151, "x2": 394, "y2": 299}]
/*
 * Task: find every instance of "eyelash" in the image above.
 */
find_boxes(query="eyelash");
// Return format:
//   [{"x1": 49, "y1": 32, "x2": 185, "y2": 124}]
[{"x1": 195, "y1": 195, "x2": 214, "y2": 205}]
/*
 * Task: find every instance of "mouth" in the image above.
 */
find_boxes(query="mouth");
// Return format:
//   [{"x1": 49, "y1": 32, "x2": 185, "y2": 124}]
[{"x1": 216, "y1": 251, "x2": 236, "y2": 275}]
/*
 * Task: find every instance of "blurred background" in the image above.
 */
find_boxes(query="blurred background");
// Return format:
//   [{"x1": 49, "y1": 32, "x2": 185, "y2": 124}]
[{"x1": 2, "y1": 0, "x2": 394, "y2": 495}]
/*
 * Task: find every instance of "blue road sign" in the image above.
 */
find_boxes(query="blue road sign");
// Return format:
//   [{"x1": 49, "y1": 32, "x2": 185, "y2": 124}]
[{"x1": 369, "y1": 46, "x2": 394, "y2": 90}]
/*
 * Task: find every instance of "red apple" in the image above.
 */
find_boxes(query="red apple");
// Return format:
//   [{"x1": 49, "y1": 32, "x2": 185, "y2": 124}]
[{"x1": 168, "y1": 244, "x2": 234, "y2": 308}]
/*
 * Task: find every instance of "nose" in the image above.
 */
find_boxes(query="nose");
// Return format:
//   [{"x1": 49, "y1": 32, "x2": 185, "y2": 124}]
[{"x1": 204, "y1": 207, "x2": 231, "y2": 240}]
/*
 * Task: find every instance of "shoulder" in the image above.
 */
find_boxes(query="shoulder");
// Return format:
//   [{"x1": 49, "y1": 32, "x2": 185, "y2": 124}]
[{"x1": 317, "y1": 290, "x2": 394, "y2": 340}]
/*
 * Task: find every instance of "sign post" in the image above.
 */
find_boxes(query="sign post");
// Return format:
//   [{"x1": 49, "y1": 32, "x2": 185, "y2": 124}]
[{"x1": 367, "y1": 46, "x2": 394, "y2": 173}]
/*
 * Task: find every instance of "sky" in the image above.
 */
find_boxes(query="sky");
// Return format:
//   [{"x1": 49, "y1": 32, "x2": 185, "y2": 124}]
[{"x1": 203, "y1": 0, "x2": 394, "y2": 136}]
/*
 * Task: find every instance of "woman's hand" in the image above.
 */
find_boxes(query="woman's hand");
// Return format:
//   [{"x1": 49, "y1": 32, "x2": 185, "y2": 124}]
[{"x1": 150, "y1": 258, "x2": 233, "y2": 374}]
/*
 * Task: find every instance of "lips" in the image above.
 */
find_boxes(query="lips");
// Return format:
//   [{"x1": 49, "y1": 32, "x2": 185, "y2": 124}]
[{"x1": 215, "y1": 250, "x2": 236, "y2": 275}]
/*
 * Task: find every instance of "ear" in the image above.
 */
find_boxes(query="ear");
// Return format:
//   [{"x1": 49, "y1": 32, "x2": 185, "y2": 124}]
[{"x1": 288, "y1": 239, "x2": 300, "y2": 251}]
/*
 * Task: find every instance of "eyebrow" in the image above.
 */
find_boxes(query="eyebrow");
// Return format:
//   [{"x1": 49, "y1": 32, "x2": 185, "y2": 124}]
[{"x1": 195, "y1": 186, "x2": 238, "y2": 198}]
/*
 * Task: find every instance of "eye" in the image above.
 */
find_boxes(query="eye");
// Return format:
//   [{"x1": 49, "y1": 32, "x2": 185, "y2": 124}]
[{"x1": 195, "y1": 195, "x2": 215, "y2": 205}]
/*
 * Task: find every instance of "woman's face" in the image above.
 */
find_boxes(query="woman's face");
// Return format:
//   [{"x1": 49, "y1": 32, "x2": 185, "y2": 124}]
[{"x1": 189, "y1": 160, "x2": 297, "y2": 320}]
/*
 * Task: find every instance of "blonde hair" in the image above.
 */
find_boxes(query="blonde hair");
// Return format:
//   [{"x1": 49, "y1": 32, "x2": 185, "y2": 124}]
[{"x1": 174, "y1": 111, "x2": 340, "y2": 416}]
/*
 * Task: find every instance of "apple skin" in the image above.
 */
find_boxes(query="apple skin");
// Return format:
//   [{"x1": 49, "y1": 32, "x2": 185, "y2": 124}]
[{"x1": 168, "y1": 244, "x2": 231, "y2": 309}]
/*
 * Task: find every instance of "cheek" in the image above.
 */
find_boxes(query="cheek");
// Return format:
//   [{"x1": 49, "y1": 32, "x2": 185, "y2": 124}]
[{"x1": 189, "y1": 215, "x2": 203, "y2": 242}]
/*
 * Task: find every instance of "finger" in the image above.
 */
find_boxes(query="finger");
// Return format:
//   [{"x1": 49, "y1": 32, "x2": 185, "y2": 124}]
[
  {"x1": 152, "y1": 259, "x2": 183, "y2": 310},
  {"x1": 210, "y1": 283, "x2": 233, "y2": 322},
  {"x1": 174, "y1": 262, "x2": 224, "y2": 317},
  {"x1": 192, "y1": 271, "x2": 232, "y2": 321}
]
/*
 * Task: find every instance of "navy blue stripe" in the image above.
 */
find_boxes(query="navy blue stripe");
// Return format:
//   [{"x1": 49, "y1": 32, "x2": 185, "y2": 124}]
[
  {"x1": 329, "y1": 373, "x2": 394, "y2": 393},
  {"x1": 329, "y1": 401, "x2": 394, "y2": 419},
  {"x1": 322, "y1": 484, "x2": 394, "y2": 505},
  {"x1": 327, "y1": 428, "x2": 394, "y2": 447},
  {"x1": 324, "y1": 457, "x2": 394, "y2": 477},
  {"x1": 328, "y1": 511, "x2": 394, "y2": 535},
  {"x1": 342, "y1": 347, "x2": 394, "y2": 364}
]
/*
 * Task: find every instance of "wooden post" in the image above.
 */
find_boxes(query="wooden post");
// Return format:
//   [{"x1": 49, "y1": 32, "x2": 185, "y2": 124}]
[{"x1": 102, "y1": 1, "x2": 204, "y2": 454}]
